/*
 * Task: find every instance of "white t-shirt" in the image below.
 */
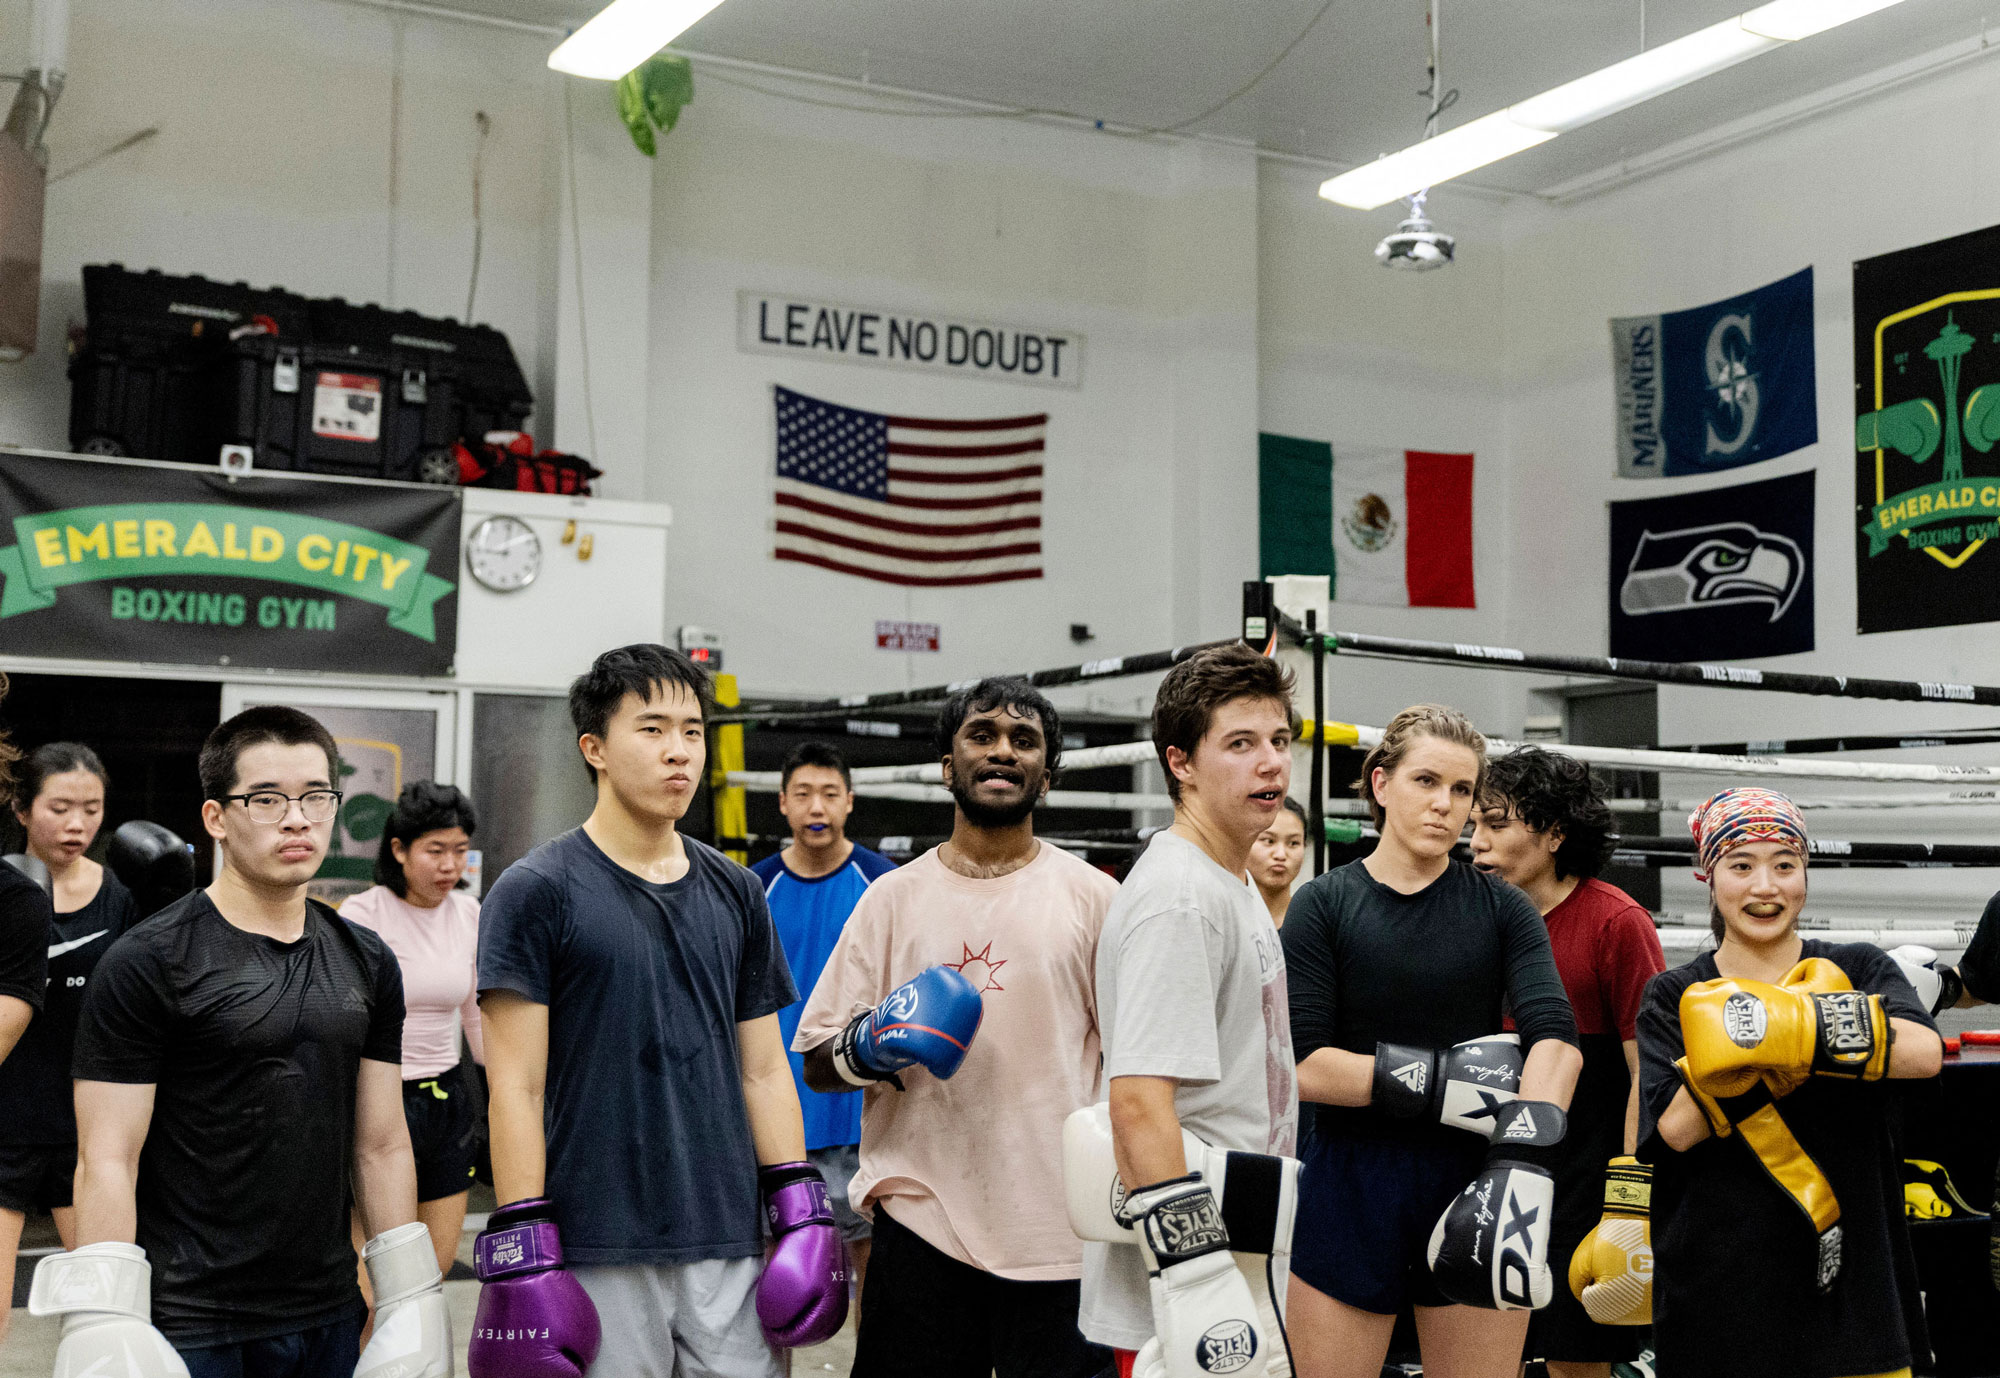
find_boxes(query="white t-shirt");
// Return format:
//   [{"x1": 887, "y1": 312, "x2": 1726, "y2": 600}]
[
  {"x1": 340, "y1": 885, "x2": 483, "y2": 1079},
  {"x1": 793, "y1": 841, "x2": 1114, "y2": 1280},
  {"x1": 1079, "y1": 829, "x2": 1298, "y2": 1351}
]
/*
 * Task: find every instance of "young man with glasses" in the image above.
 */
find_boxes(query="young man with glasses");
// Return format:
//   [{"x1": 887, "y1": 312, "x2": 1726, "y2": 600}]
[{"x1": 54, "y1": 706, "x2": 444, "y2": 1378}]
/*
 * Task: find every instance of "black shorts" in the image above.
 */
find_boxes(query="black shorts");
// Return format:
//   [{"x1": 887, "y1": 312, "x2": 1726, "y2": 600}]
[
  {"x1": 403, "y1": 1065, "x2": 477, "y2": 1203},
  {"x1": 854, "y1": 1206, "x2": 1113, "y2": 1378},
  {"x1": 1289, "y1": 1129, "x2": 1485, "y2": 1314},
  {"x1": 0, "y1": 1142, "x2": 76, "y2": 1212}
]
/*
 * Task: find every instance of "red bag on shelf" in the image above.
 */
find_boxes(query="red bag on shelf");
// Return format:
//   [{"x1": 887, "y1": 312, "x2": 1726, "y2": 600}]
[{"x1": 452, "y1": 431, "x2": 602, "y2": 495}]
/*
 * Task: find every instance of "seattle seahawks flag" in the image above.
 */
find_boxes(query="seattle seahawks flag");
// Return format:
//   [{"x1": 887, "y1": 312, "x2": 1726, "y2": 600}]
[
  {"x1": 1612, "y1": 267, "x2": 1818, "y2": 478},
  {"x1": 1609, "y1": 470, "x2": 1814, "y2": 661}
]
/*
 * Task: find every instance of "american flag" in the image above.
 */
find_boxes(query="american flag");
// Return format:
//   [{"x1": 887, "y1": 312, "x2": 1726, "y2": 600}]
[{"x1": 773, "y1": 385, "x2": 1044, "y2": 586}]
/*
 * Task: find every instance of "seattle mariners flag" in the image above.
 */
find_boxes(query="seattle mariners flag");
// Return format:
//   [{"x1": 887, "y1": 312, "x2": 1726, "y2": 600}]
[
  {"x1": 1612, "y1": 267, "x2": 1817, "y2": 478},
  {"x1": 772, "y1": 385, "x2": 1044, "y2": 586}
]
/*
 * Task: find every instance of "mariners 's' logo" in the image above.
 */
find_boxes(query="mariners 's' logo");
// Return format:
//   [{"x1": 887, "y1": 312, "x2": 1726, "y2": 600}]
[
  {"x1": 1341, "y1": 493, "x2": 1397, "y2": 553},
  {"x1": 1619, "y1": 522, "x2": 1803, "y2": 622},
  {"x1": 1705, "y1": 310, "x2": 1760, "y2": 457}
]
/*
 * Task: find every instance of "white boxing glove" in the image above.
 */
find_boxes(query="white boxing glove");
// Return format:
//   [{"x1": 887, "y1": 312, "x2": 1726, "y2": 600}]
[
  {"x1": 357, "y1": 1223, "x2": 452, "y2": 1378},
  {"x1": 1886, "y1": 945, "x2": 1960, "y2": 1017},
  {"x1": 30, "y1": 1243, "x2": 190, "y2": 1378},
  {"x1": 1128, "y1": 1177, "x2": 1266, "y2": 1378}
]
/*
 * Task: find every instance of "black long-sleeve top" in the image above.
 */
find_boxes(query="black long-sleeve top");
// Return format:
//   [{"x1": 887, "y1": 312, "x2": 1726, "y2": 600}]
[{"x1": 1282, "y1": 858, "x2": 1578, "y2": 1144}]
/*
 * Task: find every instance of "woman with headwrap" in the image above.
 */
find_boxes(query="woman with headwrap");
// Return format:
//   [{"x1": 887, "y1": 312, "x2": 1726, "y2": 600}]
[{"x1": 1634, "y1": 787, "x2": 1943, "y2": 1378}]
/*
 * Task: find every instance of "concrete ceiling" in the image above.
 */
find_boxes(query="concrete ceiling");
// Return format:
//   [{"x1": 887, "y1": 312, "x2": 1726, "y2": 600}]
[{"x1": 441, "y1": 0, "x2": 2000, "y2": 194}]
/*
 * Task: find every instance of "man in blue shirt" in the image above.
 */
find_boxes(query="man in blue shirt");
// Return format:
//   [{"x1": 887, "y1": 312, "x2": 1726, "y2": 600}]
[{"x1": 751, "y1": 742, "x2": 896, "y2": 1306}]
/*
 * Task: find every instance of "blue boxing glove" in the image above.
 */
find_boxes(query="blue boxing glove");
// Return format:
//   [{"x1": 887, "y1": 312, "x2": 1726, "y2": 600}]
[{"x1": 832, "y1": 965, "x2": 984, "y2": 1088}]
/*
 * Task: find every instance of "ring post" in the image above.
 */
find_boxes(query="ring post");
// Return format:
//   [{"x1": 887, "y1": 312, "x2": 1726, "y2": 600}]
[{"x1": 1308, "y1": 609, "x2": 1325, "y2": 879}]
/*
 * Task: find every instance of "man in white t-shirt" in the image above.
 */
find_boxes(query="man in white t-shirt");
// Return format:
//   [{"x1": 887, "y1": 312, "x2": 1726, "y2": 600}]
[
  {"x1": 794, "y1": 678, "x2": 1115, "y2": 1378},
  {"x1": 1080, "y1": 642, "x2": 1300, "y2": 1377}
]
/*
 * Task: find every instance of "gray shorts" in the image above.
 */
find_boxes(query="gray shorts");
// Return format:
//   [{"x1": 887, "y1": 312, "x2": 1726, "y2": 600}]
[
  {"x1": 808, "y1": 1142, "x2": 871, "y2": 1244},
  {"x1": 571, "y1": 1258, "x2": 782, "y2": 1378}
]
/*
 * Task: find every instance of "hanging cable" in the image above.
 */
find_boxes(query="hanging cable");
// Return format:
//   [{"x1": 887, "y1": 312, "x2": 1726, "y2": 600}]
[
  {"x1": 465, "y1": 110, "x2": 490, "y2": 322},
  {"x1": 1156, "y1": 0, "x2": 1340, "y2": 133},
  {"x1": 561, "y1": 81, "x2": 601, "y2": 463}
]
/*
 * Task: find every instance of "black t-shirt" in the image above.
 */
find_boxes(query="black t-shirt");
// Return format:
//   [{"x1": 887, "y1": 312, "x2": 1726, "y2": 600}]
[
  {"x1": 1958, "y1": 890, "x2": 2000, "y2": 1002},
  {"x1": 0, "y1": 870, "x2": 134, "y2": 1145},
  {"x1": 0, "y1": 865, "x2": 49, "y2": 1017},
  {"x1": 1282, "y1": 858, "x2": 1578, "y2": 1144},
  {"x1": 1635, "y1": 942, "x2": 1935, "y2": 1378},
  {"x1": 73, "y1": 893, "x2": 405, "y2": 1344},
  {"x1": 477, "y1": 828, "x2": 798, "y2": 1264}
]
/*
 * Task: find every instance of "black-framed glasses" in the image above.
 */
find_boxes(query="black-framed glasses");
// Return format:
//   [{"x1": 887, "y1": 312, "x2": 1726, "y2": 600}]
[{"x1": 221, "y1": 790, "x2": 344, "y2": 825}]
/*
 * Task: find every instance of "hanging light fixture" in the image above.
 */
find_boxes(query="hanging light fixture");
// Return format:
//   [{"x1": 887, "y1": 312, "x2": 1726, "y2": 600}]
[
  {"x1": 1323, "y1": 0, "x2": 1914, "y2": 209},
  {"x1": 1376, "y1": 2, "x2": 1456, "y2": 271},
  {"x1": 549, "y1": 0, "x2": 729, "y2": 81}
]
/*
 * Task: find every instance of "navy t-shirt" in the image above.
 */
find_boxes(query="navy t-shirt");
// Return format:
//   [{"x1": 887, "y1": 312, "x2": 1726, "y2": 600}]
[
  {"x1": 749, "y1": 845, "x2": 896, "y2": 1151},
  {"x1": 477, "y1": 828, "x2": 798, "y2": 1265}
]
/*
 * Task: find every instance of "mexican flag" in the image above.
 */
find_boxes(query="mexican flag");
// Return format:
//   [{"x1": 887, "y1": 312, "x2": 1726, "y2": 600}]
[{"x1": 1258, "y1": 434, "x2": 1475, "y2": 608}]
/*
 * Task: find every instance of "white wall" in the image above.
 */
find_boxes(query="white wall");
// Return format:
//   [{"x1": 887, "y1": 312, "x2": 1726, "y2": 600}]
[
  {"x1": 0, "y1": 0, "x2": 581, "y2": 468},
  {"x1": 1259, "y1": 165, "x2": 1524, "y2": 736},
  {"x1": 645, "y1": 79, "x2": 1261, "y2": 701},
  {"x1": 1495, "y1": 49, "x2": 2000, "y2": 928},
  {"x1": 13, "y1": 7, "x2": 2000, "y2": 935}
]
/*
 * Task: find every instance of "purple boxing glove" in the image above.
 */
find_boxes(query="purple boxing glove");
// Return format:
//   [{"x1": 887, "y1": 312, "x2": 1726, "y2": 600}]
[
  {"x1": 756, "y1": 1162, "x2": 849, "y2": 1347},
  {"x1": 469, "y1": 1199, "x2": 603, "y2": 1378}
]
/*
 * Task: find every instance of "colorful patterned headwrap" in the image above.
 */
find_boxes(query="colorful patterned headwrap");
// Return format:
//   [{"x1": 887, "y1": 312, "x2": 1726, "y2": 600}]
[{"x1": 1687, "y1": 787, "x2": 1809, "y2": 882}]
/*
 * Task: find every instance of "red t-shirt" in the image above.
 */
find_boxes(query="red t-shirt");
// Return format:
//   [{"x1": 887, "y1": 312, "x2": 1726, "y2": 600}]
[{"x1": 1539, "y1": 876, "x2": 1665, "y2": 1040}]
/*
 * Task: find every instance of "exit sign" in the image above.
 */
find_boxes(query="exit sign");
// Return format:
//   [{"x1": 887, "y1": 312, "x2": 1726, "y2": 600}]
[{"x1": 876, "y1": 620, "x2": 940, "y2": 652}]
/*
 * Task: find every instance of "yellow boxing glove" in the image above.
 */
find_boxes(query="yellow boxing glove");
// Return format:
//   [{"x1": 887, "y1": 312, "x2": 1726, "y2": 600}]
[
  {"x1": 1679, "y1": 977, "x2": 1889, "y2": 1099},
  {"x1": 1568, "y1": 1157, "x2": 1653, "y2": 1325}
]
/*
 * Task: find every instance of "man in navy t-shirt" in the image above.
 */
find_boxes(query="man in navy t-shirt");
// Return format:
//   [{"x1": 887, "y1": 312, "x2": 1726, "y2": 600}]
[
  {"x1": 479, "y1": 645, "x2": 839, "y2": 1378},
  {"x1": 750, "y1": 742, "x2": 895, "y2": 1303}
]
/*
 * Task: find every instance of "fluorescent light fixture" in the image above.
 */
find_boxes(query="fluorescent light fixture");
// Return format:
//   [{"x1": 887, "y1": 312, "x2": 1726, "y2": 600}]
[
  {"x1": 1507, "y1": 23, "x2": 1776, "y2": 133},
  {"x1": 1321, "y1": 112, "x2": 1555, "y2": 209},
  {"x1": 1320, "y1": 0, "x2": 1912, "y2": 210},
  {"x1": 549, "y1": 0, "x2": 727, "y2": 81},
  {"x1": 1741, "y1": 0, "x2": 1909, "y2": 41}
]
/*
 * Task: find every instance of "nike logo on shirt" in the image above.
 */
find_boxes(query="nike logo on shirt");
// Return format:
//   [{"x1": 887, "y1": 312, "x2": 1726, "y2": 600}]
[{"x1": 48, "y1": 930, "x2": 109, "y2": 959}]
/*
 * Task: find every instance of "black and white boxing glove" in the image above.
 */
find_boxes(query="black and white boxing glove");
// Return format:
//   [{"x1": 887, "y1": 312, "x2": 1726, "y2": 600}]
[
  {"x1": 1373, "y1": 1033, "x2": 1522, "y2": 1136},
  {"x1": 1427, "y1": 1099, "x2": 1565, "y2": 1309},
  {"x1": 1127, "y1": 1176, "x2": 1265, "y2": 1378},
  {"x1": 1887, "y1": 946, "x2": 1962, "y2": 1018}
]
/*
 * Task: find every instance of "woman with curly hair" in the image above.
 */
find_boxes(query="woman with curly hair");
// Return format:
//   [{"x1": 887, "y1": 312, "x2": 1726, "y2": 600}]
[{"x1": 1472, "y1": 747, "x2": 1666, "y2": 1378}]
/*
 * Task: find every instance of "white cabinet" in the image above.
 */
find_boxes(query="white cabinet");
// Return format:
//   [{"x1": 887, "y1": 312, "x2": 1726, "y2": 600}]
[{"x1": 453, "y1": 488, "x2": 673, "y2": 691}]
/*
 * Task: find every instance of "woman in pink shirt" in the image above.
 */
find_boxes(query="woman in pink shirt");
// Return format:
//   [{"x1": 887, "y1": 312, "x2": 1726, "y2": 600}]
[{"x1": 339, "y1": 781, "x2": 483, "y2": 1279}]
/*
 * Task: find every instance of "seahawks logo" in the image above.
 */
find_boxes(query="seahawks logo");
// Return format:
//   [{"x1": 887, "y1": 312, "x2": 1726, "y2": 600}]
[{"x1": 1619, "y1": 522, "x2": 1803, "y2": 622}]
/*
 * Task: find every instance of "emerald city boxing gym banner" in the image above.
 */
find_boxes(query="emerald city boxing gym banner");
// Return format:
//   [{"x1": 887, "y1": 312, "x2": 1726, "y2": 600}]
[
  {"x1": 0, "y1": 452, "x2": 459, "y2": 674},
  {"x1": 1612, "y1": 266, "x2": 1817, "y2": 478},
  {"x1": 1610, "y1": 469, "x2": 1814, "y2": 662},
  {"x1": 1854, "y1": 223, "x2": 2000, "y2": 634}
]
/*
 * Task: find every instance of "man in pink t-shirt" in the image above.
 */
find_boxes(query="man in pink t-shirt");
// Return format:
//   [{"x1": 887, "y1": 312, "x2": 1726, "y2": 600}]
[{"x1": 794, "y1": 678, "x2": 1114, "y2": 1378}]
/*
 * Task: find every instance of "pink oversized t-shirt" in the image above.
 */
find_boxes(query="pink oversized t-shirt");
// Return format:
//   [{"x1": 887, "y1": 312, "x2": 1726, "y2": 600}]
[
  {"x1": 793, "y1": 842, "x2": 1114, "y2": 1280},
  {"x1": 340, "y1": 884, "x2": 484, "y2": 1078}
]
